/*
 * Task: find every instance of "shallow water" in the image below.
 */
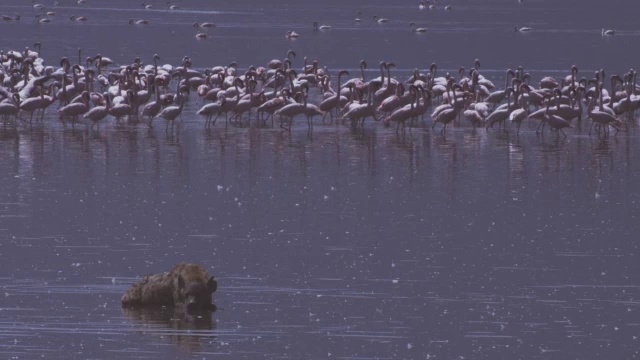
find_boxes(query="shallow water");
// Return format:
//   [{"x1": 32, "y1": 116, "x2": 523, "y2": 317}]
[{"x1": 1, "y1": 0, "x2": 640, "y2": 359}]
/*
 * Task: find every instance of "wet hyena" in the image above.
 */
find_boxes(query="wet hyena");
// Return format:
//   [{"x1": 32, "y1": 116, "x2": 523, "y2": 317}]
[{"x1": 121, "y1": 262, "x2": 217, "y2": 312}]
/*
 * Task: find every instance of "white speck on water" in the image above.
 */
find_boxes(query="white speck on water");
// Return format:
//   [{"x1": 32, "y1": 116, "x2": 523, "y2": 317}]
[
  {"x1": 407, "y1": 343, "x2": 413, "y2": 349},
  {"x1": 217, "y1": 185, "x2": 223, "y2": 191},
  {"x1": 324, "y1": 195, "x2": 329, "y2": 200}
]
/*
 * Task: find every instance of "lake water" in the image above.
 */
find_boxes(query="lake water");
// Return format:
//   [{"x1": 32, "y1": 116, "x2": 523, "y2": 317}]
[{"x1": 1, "y1": 0, "x2": 639, "y2": 359}]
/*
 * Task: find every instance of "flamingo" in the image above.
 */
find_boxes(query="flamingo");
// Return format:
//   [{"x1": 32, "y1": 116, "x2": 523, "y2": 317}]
[
  {"x1": 410, "y1": 23, "x2": 427, "y2": 33},
  {"x1": 373, "y1": 16, "x2": 388, "y2": 23},
  {"x1": 346, "y1": 83, "x2": 381, "y2": 127},
  {"x1": 158, "y1": 86, "x2": 188, "y2": 130},
  {"x1": 142, "y1": 78, "x2": 164, "y2": 127},
  {"x1": 274, "y1": 92, "x2": 305, "y2": 131},
  {"x1": 0, "y1": 94, "x2": 21, "y2": 125},
  {"x1": 267, "y1": 50, "x2": 296, "y2": 70},
  {"x1": 69, "y1": 16, "x2": 88, "y2": 22},
  {"x1": 319, "y1": 70, "x2": 349, "y2": 122},
  {"x1": 195, "y1": 22, "x2": 216, "y2": 28},
  {"x1": 385, "y1": 85, "x2": 417, "y2": 133},
  {"x1": 20, "y1": 86, "x2": 55, "y2": 124},
  {"x1": 109, "y1": 90, "x2": 133, "y2": 124},
  {"x1": 57, "y1": 92, "x2": 89, "y2": 128},
  {"x1": 377, "y1": 83, "x2": 405, "y2": 114},
  {"x1": 256, "y1": 89, "x2": 292, "y2": 127},
  {"x1": 486, "y1": 87, "x2": 516, "y2": 130},
  {"x1": 84, "y1": 92, "x2": 110, "y2": 130},
  {"x1": 412, "y1": 86, "x2": 433, "y2": 122},
  {"x1": 542, "y1": 95, "x2": 572, "y2": 138},
  {"x1": 602, "y1": 29, "x2": 615, "y2": 36},
  {"x1": 432, "y1": 85, "x2": 463, "y2": 134},
  {"x1": 35, "y1": 14, "x2": 51, "y2": 23},
  {"x1": 231, "y1": 86, "x2": 264, "y2": 124},
  {"x1": 509, "y1": 96, "x2": 529, "y2": 135},
  {"x1": 373, "y1": 62, "x2": 397, "y2": 105},
  {"x1": 342, "y1": 60, "x2": 367, "y2": 93},
  {"x1": 313, "y1": 22, "x2": 331, "y2": 30},
  {"x1": 300, "y1": 86, "x2": 324, "y2": 130},
  {"x1": 588, "y1": 84, "x2": 620, "y2": 136},
  {"x1": 285, "y1": 31, "x2": 300, "y2": 39},
  {"x1": 515, "y1": 26, "x2": 532, "y2": 32},
  {"x1": 197, "y1": 95, "x2": 225, "y2": 127},
  {"x1": 484, "y1": 69, "x2": 516, "y2": 105},
  {"x1": 129, "y1": 19, "x2": 149, "y2": 25},
  {"x1": 217, "y1": 78, "x2": 243, "y2": 124}
]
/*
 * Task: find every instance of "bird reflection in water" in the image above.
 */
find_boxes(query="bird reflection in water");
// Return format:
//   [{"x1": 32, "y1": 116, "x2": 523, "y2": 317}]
[{"x1": 122, "y1": 306, "x2": 217, "y2": 352}]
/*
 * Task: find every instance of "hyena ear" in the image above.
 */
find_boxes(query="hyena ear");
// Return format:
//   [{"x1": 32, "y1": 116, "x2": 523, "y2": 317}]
[
  {"x1": 177, "y1": 275, "x2": 185, "y2": 290},
  {"x1": 207, "y1": 276, "x2": 217, "y2": 293}
]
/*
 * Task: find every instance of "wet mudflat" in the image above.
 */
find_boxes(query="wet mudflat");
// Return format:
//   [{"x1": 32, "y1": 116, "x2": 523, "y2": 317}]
[{"x1": 1, "y1": 0, "x2": 640, "y2": 359}]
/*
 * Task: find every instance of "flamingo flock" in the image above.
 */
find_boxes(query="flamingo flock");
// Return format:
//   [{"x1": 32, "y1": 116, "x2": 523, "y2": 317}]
[{"x1": 0, "y1": 46, "x2": 638, "y2": 138}]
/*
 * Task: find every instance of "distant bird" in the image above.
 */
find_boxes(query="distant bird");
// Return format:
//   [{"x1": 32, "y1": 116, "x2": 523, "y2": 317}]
[
  {"x1": 1, "y1": 15, "x2": 20, "y2": 21},
  {"x1": 129, "y1": 19, "x2": 149, "y2": 25},
  {"x1": 313, "y1": 22, "x2": 331, "y2": 30},
  {"x1": 35, "y1": 14, "x2": 51, "y2": 23},
  {"x1": 602, "y1": 28, "x2": 615, "y2": 36},
  {"x1": 410, "y1": 22, "x2": 427, "y2": 33},
  {"x1": 195, "y1": 22, "x2": 215, "y2": 28},
  {"x1": 515, "y1": 26, "x2": 532, "y2": 32},
  {"x1": 193, "y1": 23, "x2": 210, "y2": 39},
  {"x1": 354, "y1": 11, "x2": 362, "y2": 22},
  {"x1": 373, "y1": 15, "x2": 388, "y2": 23},
  {"x1": 69, "y1": 15, "x2": 88, "y2": 22},
  {"x1": 286, "y1": 30, "x2": 300, "y2": 39},
  {"x1": 444, "y1": 5, "x2": 452, "y2": 10}
]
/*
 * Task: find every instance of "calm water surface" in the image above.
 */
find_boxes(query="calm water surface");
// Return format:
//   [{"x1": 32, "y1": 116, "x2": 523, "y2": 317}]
[{"x1": 1, "y1": 0, "x2": 640, "y2": 359}]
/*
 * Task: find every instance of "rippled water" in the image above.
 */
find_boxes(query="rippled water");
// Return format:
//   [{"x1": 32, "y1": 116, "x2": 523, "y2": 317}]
[{"x1": 1, "y1": 0, "x2": 640, "y2": 359}]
